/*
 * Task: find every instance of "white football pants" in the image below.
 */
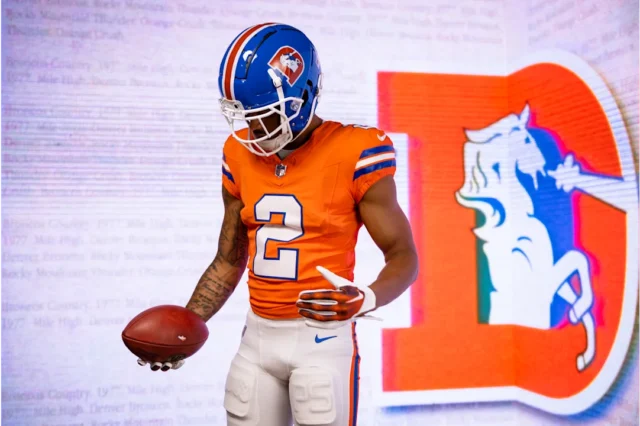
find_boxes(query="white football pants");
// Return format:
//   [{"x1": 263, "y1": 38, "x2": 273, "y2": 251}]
[{"x1": 223, "y1": 310, "x2": 361, "y2": 426}]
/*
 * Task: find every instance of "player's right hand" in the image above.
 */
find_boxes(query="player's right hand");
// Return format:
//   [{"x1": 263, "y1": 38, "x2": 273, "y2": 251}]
[
  {"x1": 297, "y1": 266, "x2": 380, "y2": 329},
  {"x1": 136, "y1": 358, "x2": 185, "y2": 372}
]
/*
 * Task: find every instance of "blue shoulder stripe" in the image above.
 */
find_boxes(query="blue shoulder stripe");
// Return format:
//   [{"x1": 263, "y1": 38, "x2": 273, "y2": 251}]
[
  {"x1": 222, "y1": 166, "x2": 235, "y2": 183},
  {"x1": 359, "y1": 145, "x2": 394, "y2": 159},
  {"x1": 353, "y1": 159, "x2": 396, "y2": 180}
]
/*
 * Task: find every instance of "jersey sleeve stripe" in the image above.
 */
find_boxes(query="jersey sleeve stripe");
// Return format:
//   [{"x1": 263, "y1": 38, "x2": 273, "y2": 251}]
[
  {"x1": 355, "y1": 152, "x2": 395, "y2": 170},
  {"x1": 359, "y1": 145, "x2": 395, "y2": 159},
  {"x1": 222, "y1": 160, "x2": 231, "y2": 172},
  {"x1": 353, "y1": 159, "x2": 396, "y2": 180},
  {"x1": 222, "y1": 166, "x2": 235, "y2": 183}
]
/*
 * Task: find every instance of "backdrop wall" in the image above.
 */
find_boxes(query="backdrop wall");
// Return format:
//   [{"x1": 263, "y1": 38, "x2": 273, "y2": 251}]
[{"x1": 2, "y1": 0, "x2": 638, "y2": 425}]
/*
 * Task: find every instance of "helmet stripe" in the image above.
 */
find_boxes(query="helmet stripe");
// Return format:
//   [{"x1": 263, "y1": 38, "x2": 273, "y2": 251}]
[{"x1": 222, "y1": 22, "x2": 276, "y2": 100}]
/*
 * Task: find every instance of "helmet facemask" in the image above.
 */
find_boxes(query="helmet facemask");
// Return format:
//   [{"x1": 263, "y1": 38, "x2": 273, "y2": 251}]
[{"x1": 220, "y1": 69, "x2": 304, "y2": 157}]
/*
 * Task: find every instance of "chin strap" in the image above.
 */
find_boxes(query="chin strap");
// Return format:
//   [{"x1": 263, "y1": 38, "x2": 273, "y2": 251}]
[{"x1": 267, "y1": 68, "x2": 286, "y2": 129}]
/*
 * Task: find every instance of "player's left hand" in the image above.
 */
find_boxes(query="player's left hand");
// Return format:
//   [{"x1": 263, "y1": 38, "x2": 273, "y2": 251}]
[
  {"x1": 136, "y1": 358, "x2": 185, "y2": 372},
  {"x1": 296, "y1": 266, "x2": 377, "y2": 329}
]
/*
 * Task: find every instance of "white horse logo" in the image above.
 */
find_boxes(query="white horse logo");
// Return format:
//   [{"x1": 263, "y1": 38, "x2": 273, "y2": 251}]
[
  {"x1": 280, "y1": 53, "x2": 301, "y2": 72},
  {"x1": 454, "y1": 104, "x2": 627, "y2": 371}
]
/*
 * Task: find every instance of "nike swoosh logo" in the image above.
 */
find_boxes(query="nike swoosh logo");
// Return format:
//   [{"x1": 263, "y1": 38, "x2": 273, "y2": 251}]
[
  {"x1": 377, "y1": 133, "x2": 387, "y2": 141},
  {"x1": 315, "y1": 334, "x2": 337, "y2": 344}
]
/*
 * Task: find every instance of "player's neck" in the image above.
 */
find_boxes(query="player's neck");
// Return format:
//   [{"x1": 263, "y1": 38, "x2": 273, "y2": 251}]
[{"x1": 283, "y1": 115, "x2": 324, "y2": 151}]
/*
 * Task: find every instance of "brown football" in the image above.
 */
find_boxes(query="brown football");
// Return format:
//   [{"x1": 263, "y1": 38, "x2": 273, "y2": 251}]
[{"x1": 122, "y1": 305, "x2": 209, "y2": 364}]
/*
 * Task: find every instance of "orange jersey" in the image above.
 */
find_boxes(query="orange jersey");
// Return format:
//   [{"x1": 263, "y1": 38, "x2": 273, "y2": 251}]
[{"x1": 221, "y1": 121, "x2": 396, "y2": 319}]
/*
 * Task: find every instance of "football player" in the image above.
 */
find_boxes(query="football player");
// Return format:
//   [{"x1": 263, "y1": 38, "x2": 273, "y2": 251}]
[{"x1": 143, "y1": 23, "x2": 418, "y2": 426}]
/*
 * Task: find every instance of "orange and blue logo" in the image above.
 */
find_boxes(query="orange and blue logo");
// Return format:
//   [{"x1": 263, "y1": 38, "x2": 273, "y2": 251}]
[
  {"x1": 377, "y1": 50, "x2": 638, "y2": 415},
  {"x1": 268, "y1": 46, "x2": 305, "y2": 86}
]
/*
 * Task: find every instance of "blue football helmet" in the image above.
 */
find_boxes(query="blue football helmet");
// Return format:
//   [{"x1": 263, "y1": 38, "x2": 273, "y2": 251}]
[{"x1": 218, "y1": 23, "x2": 323, "y2": 156}]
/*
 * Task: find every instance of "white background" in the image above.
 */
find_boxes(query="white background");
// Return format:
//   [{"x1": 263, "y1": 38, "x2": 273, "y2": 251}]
[{"x1": 1, "y1": 0, "x2": 638, "y2": 425}]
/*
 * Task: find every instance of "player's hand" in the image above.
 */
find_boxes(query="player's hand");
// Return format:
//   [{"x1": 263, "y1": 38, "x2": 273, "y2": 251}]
[
  {"x1": 136, "y1": 358, "x2": 185, "y2": 372},
  {"x1": 296, "y1": 266, "x2": 377, "y2": 329}
]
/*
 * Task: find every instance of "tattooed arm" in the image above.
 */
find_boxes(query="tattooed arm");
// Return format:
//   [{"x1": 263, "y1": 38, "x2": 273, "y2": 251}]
[{"x1": 186, "y1": 186, "x2": 248, "y2": 322}]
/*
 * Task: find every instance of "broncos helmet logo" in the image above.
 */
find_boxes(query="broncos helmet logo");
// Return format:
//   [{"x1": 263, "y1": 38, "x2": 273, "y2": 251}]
[{"x1": 268, "y1": 46, "x2": 305, "y2": 86}]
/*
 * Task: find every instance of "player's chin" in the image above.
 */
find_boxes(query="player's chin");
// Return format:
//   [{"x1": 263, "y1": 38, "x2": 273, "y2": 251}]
[
  {"x1": 256, "y1": 139, "x2": 280, "y2": 152},
  {"x1": 252, "y1": 129, "x2": 284, "y2": 147}
]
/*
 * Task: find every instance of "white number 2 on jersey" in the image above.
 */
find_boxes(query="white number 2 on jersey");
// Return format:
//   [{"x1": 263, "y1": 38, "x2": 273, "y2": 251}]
[{"x1": 253, "y1": 194, "x2": 304, "y2": 280}]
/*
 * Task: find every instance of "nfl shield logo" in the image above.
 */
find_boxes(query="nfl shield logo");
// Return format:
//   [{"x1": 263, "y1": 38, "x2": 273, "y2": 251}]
[{"x1": 275, "y1": 163, "x2": 287, "y2": 178}]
